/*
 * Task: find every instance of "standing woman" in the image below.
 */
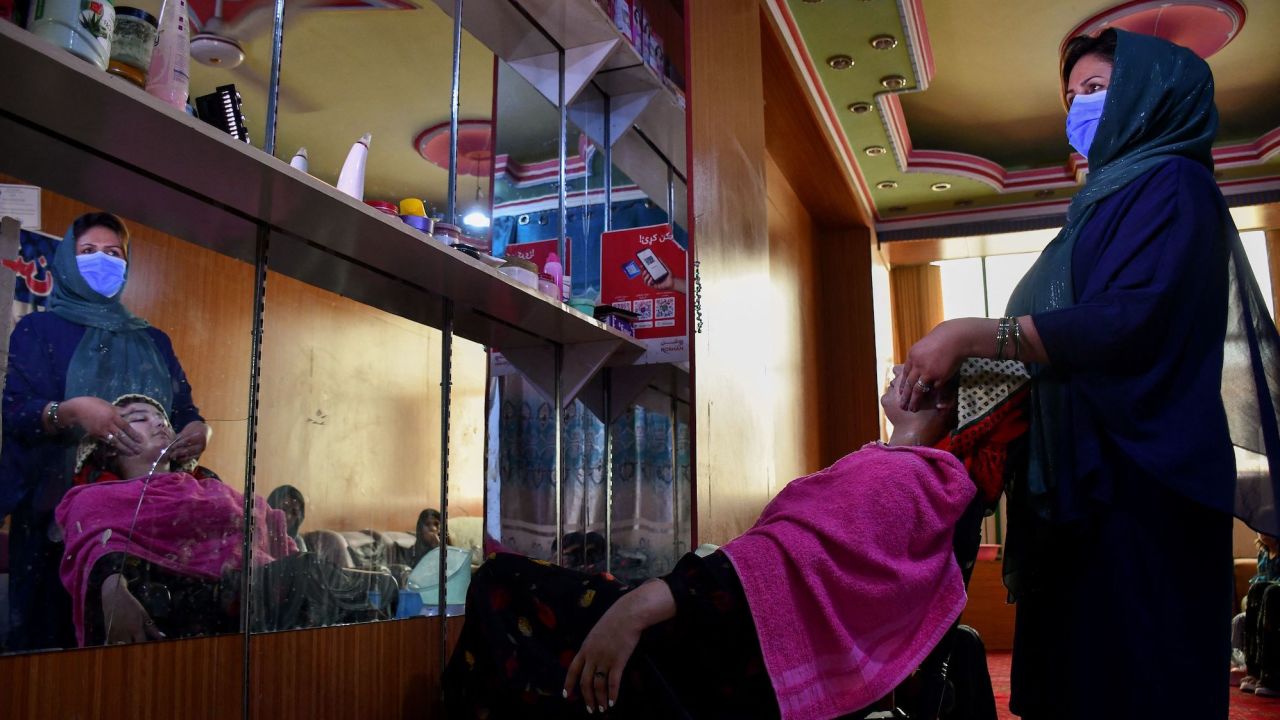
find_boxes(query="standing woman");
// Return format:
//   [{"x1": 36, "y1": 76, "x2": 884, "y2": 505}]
[
  {"x1": 1, "y1": 212, "x2": 209, "y2": 650},
  {"x1": 898, "y1": 29, "x2": 1280, "y2": 718}
]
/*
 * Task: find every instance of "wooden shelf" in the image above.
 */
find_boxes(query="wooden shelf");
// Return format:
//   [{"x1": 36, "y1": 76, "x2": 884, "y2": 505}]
[
  {"x1": 0, "y1": 22, "x2": 643, "y2": 359},
  {"x1": 435, "y1": 0, "x2": 686, "y2": 176}
]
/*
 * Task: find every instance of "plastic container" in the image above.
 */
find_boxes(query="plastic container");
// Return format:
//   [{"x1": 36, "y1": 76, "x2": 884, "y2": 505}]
[
  {"x1": 538, "y1": 272, "x2": 559, "y2": 299},
  {"x1": 406, "y1": 546, "x2": 473, "y2": 606},
  {"x1": 336, "y1": 133, "x2": 371, "y2": 200},
  {"x1": 401, "y1": 215, "x2": 433, "y2": 233},
  {"x1": 434, "y1": 222, "x2": 462, "y2": 246},
  {"x1": 107, "y1": 6, "x2": 156, "y2": 87},
  {"x1": 399, "y1": 198, "x2": 427, "y2": 217},
  {"x1": 365, "y1": 200, "x2": 398, "y2": 216},
  {"x1": 28, "y1": 0, "x2": 116, "y2": 70},
  {"x1": 145, "y1": 0, "x2": 189, "y2": 109},
  {"x1": 542, "y1": 252, "x2": 564, "y2": 301},
  {"x1": 499, "y1": 258, "x2": 538, "y2": 289}
]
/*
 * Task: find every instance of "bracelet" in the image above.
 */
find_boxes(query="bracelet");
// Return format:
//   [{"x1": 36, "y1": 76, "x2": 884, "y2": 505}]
[
  {"x1": 995, "y1": 317, "x2": 1011, "y2": 360},
  {"x1": 46, "y1": 400, "x2": 62, "y2": 431},
  {"x1": 1009, "y1": 316, "x2": 1023, "y2": 360}
]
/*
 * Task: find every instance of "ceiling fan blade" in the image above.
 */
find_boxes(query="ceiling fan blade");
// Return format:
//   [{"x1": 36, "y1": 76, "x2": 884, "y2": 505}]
[
  {"x1": 231, "y1": 62, "x2": 322, "y2": 114},
  {"x1": 227, "y1": 0, "x2": 327, "y2": 42}
]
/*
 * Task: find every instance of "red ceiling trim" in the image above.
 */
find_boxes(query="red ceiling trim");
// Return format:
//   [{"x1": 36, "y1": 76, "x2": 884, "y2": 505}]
[
  {"x1": 493, "y1": 152, "x2": 592, "y2": 187},
  {"x1": 1063, "y1": 0, "x2": 1247, "y2": 56}
]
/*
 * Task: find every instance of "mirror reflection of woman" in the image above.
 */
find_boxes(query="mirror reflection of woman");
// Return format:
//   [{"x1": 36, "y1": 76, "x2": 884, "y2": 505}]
[
  {"x1": 1, "y1": 212, "x2": 208, "y2": 651},
  {"x1": 899, "y1": 30, "x2": 1280, "y2": 718}
]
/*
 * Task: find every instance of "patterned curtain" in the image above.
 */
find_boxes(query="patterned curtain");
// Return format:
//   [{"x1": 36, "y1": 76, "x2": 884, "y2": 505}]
[{"x1": 489, "y1": 376, "x2": 688, "y2": 582}]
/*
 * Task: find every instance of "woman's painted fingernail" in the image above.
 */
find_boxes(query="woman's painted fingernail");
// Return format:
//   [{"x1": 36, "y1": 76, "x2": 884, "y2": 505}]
[
  {"x1": 586, "y1": 705, "x2": 594, "y2": 714},
  {"x1": 598, "y1": 706, "x2": 605, "y2": 714},
  {"x1": 609, "y1": 700, "x2": 615, "y2": 708},
  {"x1": 562, "y1": 689, "x2": 568, "y2": 699}
]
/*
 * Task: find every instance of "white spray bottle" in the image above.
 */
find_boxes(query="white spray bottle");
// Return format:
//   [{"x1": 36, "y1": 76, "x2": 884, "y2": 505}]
[
  {"x1": 290, "y1": 147, "x2": 309, "y2": 173},
  {"x1": 336, "y1": 133, "x2": 371, "y2": 201},
  {"x1": 145, "y1": 0, "x2": 190, "y2": 110}
]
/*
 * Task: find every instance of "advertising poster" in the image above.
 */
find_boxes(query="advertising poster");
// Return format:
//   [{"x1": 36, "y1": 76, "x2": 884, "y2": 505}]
[{"x1": 600, "y1": 223, "x2": 687, "y2": 364}]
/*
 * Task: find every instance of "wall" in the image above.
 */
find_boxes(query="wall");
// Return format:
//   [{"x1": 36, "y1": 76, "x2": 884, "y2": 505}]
[
  {"x1": 889, "y1": 264, "x2": 945, "y2": 363},
  {"x1": 689, "y1": 0, "x2": 776, "y2": 545},
  {"x1": 688, "y1": 3, "x2": 881, "y2": 543}
]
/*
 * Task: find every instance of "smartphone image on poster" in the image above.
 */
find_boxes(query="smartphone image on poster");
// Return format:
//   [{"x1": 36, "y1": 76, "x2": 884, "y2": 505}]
[{"x1": 636, "y1": 248, "x2": 670, "y2": 285}]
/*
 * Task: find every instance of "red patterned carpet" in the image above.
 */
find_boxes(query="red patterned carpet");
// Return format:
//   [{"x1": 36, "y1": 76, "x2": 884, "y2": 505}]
[{"x1": 986, "y1": 651, "x2": 1279, "y2": 720}]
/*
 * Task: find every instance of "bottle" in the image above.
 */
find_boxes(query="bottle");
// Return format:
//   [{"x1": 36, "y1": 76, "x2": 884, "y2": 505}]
[
  {"x1": 336, "y1": 133, "x2": 371, "y2": 200},
  {"x1": 289, "y1": 147, "x2": 309, "y2": 172},
  {"x1": 28, "y1": 0, "x2": 116, "y2": 70},
  {"x1": 145, "y1": 0, "x2": 189, "y2": 110},
  {"x1": 543, "y1": 252, "x2": 564, "y2": 301}
]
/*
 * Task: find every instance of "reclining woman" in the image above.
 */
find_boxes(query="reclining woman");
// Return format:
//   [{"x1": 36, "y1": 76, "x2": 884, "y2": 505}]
[
  {"x1": 56, "y1": 395, "x2": 400, "y2": 646},
  {"x1": 445, "y1": 360, "x2": 1029, "y2": 720}
]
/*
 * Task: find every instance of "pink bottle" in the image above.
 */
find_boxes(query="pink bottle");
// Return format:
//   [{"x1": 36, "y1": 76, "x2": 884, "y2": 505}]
[{"x1": 543, "y1": 252, "x2": 564, "y2": 301}]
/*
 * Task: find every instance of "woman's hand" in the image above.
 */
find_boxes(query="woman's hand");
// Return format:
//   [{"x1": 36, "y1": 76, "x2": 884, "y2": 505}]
[
  {"x1": 899, "y1": 318, "x2": 990, "y2": 412},
  {"x1": 59, "y1": 396, "x2": 144, "y2": 456},
  {"x1": 169, "y1": 421, "x2": 210, "y2": 464},
  {"x1": 100, "y1": 574, "x2": 165, "y2": 645},
  {"x1": 564, "y1": 579, "x2": 676, "y2": 713},
  {"x1": 565, "y1": 599, "x2": 644, "y2": 714}
]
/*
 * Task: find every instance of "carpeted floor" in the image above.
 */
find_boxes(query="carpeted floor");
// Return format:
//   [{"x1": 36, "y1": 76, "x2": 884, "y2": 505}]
[{"x1": 985, "y1": 651, "x2": 1279, "y2": 720}]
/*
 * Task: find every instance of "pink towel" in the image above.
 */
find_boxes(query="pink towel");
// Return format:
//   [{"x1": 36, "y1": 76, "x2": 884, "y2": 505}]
[
  {"x1": 56, "y1": 472, "x2": 296, "y2": 646},
  {"x1": 722, "y1": 442, "x2": 975, "y2": 720}
]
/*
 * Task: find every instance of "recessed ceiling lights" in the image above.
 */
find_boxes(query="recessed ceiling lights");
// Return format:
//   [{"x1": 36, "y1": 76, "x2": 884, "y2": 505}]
[
  {"x1": 930, "y1": 182, "x2": 952, "y2": 191},
  {"x1": 880, "y1": 75, "x2": 908, "y2": 89},
  {"x1": 865, "y1": 146, "x2": 887, "y2": 156},
  {"x1": 877, "y1": 180, "x2": 899, "y2": 190},
  {"x1": 827, "y1": 54, "x2": 855, "y2": 70},
  {"x1": 847, "y1": 101, "x2": 874, "y2": 114},
  {"x1": 869, "y1": 35, "x2": 898, "y2": 50}
]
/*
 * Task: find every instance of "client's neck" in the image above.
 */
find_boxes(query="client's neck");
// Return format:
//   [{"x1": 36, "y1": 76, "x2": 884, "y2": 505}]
[
  {"x1": 887, "y1": 426, "x2": 943, "y2": 447},
  {"x1": 116, "y1": 454, "x2": 171, "y2": 480}
]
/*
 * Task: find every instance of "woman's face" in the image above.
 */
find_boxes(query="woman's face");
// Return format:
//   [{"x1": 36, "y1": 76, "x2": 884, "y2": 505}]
[
  {"x1": 118, "y1": 401, "x2": 175, "y2": 461},
  {"x1": 75, "y1": 227, "x2": 126, "y2": 259},
  {"x1": 1065, "y1": 53, "x2": 1112, "y2": 108}
]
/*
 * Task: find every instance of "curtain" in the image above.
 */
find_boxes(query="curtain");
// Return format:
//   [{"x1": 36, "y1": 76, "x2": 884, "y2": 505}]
[{"x1": 889, "y1": 264, "x2": 945, "y2": 362}]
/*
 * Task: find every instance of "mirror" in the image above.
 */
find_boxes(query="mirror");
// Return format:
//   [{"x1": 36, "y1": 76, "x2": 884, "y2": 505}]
[{"x1": 0, "y1": 175, "x2": 255, "y2": 653}]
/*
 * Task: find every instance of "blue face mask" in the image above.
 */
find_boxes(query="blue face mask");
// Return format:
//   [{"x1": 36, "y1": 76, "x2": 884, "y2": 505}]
[
  {"x1": 1066, "y1": 89, "x2": 1108, "y2": 157},
  {"x1": 76, "y1": 252, "x2": 127, "y2": 298}
]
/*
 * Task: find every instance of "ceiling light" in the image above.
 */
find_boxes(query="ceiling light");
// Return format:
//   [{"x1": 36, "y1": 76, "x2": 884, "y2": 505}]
[
  {"x1": 930, "y1": 182, "x2": 952, "y2": 191},
  {"x1": 865, "y1": 146, "x2": 887, "y2": 156},
  {"x1": 847, "y1": 101, "x2": 874, "y2": 114},
  {"x1": 869, "y1": 35, "x2": 898, "y2": 50},
  {"x1": 827, "y1": 54, "x2": 854, "y2": 70},
  {"x1": 463, "y1": 210, "x2": 490, "y2": 228},
  {"x1": 880, "y1": 75, "x2": 908, "y2": 89},
  {"x1": 877, "y1": 180, "x2": 899, "y2": 190}
]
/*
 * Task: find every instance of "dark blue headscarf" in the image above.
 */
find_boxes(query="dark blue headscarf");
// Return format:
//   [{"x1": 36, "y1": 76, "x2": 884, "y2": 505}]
[
  {"x1": 1008, "y1": 30, "x2": 1280, "y2": 536},
  {"x1": 48, "y1": 223, "x2": 173, "y2": 412}
]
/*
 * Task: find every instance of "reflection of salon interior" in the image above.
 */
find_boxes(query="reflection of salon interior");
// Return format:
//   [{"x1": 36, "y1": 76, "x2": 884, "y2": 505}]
[{"x1": 3, "y1": 0, "x2": 1280, "y2": 717}]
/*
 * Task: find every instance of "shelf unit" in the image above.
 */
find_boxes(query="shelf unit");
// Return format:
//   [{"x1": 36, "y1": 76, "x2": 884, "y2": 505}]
[
  {"x1": 0, "y1": 21, "x2": 644, "y2": 370},
  {"x1": 434, "y1": 0, "x2": 687, "y2": 178}
]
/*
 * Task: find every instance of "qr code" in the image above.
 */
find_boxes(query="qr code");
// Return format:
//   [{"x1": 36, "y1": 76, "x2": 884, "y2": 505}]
[
  {"x1": 633, "y1": 298, "x2": 654, "y2": 321},
  {"x1": 655, "y1": 296, "x2": 676, "y2": 320}
]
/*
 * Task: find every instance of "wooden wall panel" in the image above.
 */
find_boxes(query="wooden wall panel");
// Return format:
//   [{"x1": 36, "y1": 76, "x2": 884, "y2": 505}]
[
  {"x1": 249, "y1": 618, "x2": 445, "y2": 720},
  {"x1": 814, "y1": 227, "x2": 882, "y2": 464},
  {"x1": 0, "y1": 633, "x2": 245, "y2": 719},
  {"x1": 765, "y1": 155, "x2": 823, "y2": 488},
  {"x1": 689, "y1": 0, "x2": 774, "y2": 545},
  {"x1": 960, "y1": 559, "x2": 1016, "y2": 652}
]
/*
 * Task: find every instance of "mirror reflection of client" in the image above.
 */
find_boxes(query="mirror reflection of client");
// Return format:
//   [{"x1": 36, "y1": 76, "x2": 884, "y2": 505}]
[
  {"x1": 56, "y1": 395, "x2": 293, "y2": 646},
  {"x1": 445, "y1": 360, "x2": 1030, "y2": 719},
  {"x1": 56, "y1": 395, "x2": 401, "y2": 646}
]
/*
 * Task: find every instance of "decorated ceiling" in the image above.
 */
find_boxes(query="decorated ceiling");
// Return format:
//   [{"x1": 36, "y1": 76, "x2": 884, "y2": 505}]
[{"x1": 766, "y1": 0, "x2": 1280, "y2": 238}]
